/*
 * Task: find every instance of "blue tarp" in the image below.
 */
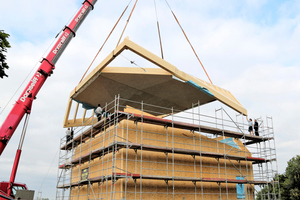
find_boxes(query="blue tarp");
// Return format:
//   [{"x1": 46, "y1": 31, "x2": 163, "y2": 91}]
[
  {"x1": 236, "y1": 176, "x2": 245, "y2": 199},
  {"x1": 219, "y1": 137, "x2": 239, "y2": 149},
  {"x1": 72, "y1": 98, "x2": 95, "y2": 110},
  {"x1": 186, "y1": 80, "x2": 214, "y2": 97}
]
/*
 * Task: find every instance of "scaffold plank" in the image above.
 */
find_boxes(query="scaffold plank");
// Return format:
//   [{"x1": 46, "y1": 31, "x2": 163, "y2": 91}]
[
  {"x1": 59, "y1": 141, "x2": 268, "y2": 169},
  {"x1": 60, "y1": 112, "x2": 272, "y2": 150},
  {"x1": 243, "y1": 137, "x2": 274, "y2": 145},
  {"x1": 125, "y1": 112, "x2": 271, "y2": 142},
  {"x1": 56, "y1": 172, "x2": 267, "y2": 189},
  {"x1": 60, "y1": 112, "x2": 125, "y2": 150}
]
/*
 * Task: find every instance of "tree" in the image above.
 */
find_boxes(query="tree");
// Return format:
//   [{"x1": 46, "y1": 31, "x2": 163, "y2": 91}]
[
  {"x1": 256, "y1": 155, "x2": 300, "y2": 200},
  {"x1": 284, "y1": 155, "x2": 300, "y2": 200},
  {"x1": 256, "y1": 173, "x2": 287, "y2": 200},
  {"x1": 0, "y1": 30, "x2": 11, "y2": 78}
]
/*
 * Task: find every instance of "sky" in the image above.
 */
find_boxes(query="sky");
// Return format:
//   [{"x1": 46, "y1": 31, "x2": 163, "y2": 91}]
[{"x1": 0, "y1": 0, "x2": 300, "y2": 199}]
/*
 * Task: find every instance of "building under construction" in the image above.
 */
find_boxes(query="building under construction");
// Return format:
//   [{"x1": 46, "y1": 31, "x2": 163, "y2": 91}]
[{"x1": 56, "y1": 38, "x2": 280, "y2": 200}]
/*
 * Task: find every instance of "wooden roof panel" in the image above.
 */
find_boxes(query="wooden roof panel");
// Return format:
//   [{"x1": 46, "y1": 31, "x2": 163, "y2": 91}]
[{"x1": 68, "y1": 37, "x2": 247, "y2": 116}]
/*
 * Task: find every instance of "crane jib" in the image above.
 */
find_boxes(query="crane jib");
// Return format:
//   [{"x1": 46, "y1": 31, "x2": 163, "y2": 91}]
[
  {"x1": 52, "y1": 32, "x2": 69, "y2": 55},
  {"x1": 0, "y1": 0, "x2": 97, "y2": 156},
  {"x1": 19, "y1": 73, "x2": 41, "y2": 102}
]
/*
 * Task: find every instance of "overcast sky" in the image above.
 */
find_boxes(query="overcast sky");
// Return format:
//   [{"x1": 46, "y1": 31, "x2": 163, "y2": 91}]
[{"x1": 1, "y1": 0, "x2": 300, "y2": 199}]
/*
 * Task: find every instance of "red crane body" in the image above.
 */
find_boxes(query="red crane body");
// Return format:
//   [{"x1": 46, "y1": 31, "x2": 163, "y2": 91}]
[{"x1": 0, "y1": 0, "x2": 97, "y2": 198}]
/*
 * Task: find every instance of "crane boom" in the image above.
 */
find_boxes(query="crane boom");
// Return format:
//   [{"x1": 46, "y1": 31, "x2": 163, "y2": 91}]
[{"x1": 0, "y1": 0, "x2": 97, "y2": 156}]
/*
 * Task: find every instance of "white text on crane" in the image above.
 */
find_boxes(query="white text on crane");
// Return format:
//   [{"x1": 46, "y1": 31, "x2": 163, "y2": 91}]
[
  {"x1": 52, "y1": 4, "x2": 87, "y2": 55},
  {"x1": 20, "y1": 72, "x2": 42, "y2": 102},
  {"x1": 52, "y1": 32, "x2": 69, "y2": 55},
  {"x1": 75, "y1": 5, "x2": 88, "y2": 22}
]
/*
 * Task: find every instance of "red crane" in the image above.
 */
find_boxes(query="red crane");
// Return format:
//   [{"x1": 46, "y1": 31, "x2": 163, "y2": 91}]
[{"x1": 0, "y1": 0, "x2": 97, "y2": 198}]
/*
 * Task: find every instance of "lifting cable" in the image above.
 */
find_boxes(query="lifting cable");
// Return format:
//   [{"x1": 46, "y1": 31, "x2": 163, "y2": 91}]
[
  {"x1": 164, "y1": 0, "x2": 213, "y2": 84},
  {"x1": 38, "y1": 148, "x2": 59, "y2": 192},
  {"x1": 78, "y1": 0, "x2": 133, "y2": 85},
  {"x1": 0, "y1": 5, "x2": 88, "y2": 114},
  {"x1": 116, "y1": 0, "x2": 139, "y2": 47},
  {"x1": 154, "y1": 0, "x2": 164, "y2": 59},
  {"x1": 0, "y1": 68, "x2": 35, "y2": 115},
  {"x1": 0, "y1": 38, "x2": 61, "y2": 115},
  {"x1": 120, "y1": 54, "x2": 146, "y2": 72}
]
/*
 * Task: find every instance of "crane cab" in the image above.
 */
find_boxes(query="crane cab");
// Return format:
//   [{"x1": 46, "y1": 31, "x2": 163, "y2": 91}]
[{"x1": 0, "y1": 182, "x2": 27, "y2": 199}]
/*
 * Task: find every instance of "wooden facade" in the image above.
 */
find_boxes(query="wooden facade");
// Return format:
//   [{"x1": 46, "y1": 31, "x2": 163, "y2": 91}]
[{"x1": 57, "y1": 107, "x2": 269, "y2": 200}]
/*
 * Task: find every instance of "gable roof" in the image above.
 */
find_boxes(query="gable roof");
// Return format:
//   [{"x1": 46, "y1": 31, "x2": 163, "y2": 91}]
[{"x1": 66, "y1": 37, "x2": 246, "y2": 123}]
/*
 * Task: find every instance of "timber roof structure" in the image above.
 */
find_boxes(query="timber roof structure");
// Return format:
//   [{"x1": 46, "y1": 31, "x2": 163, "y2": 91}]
[{"x1": 64, "y1": 37, "x2": 246, "y2": 126}]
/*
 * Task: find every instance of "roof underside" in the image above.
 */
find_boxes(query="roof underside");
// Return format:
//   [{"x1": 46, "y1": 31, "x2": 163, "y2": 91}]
[
  {"x1": 73, "y1": 67, "x2": 216, "y2": 114},
  {"x1": 69, "y1": 37, "x2": 247, "y2": 115}
]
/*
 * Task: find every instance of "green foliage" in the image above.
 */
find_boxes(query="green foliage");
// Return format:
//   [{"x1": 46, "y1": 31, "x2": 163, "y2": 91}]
[
  {"x1": 285, "y1": 155, "x2": 300, "y2": 200},
  {"x1": 256, "y1": 155, "x2": 300, "y2": 200},
  {"x1": 0, "y1": 30, "x2": 11, "y2": 78},
  {"x1": 256, "y1": 173, "x2": 285, "y2": 200},
  {"x1": 290, "y1": 188, "x2": 300, "y2": 200}
]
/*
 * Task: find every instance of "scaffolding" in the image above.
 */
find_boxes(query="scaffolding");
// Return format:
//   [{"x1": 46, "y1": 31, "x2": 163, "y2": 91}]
[{"x1": 56, "y1": 96, "x2": 280, "y2": 200}]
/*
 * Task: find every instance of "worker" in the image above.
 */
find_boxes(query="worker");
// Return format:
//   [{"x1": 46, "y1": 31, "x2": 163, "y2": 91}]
[
  {"x1": 66, "y1": 128, "x2": 71, "y2": 143},
  {"x1": 246, "y1": 116, "x2": 254, "y2": 135},
  {"x1": 254, "y1": 119, "x2": 259, "y2": 136},
  {"x1": 70, "y1": 127, "x2": 74, "y2": 140},
  {"x1": 95, "y1": 104, "x2": 103, "y2": 122},
  {"x1": 102, "y1": 107, "x2": 111, "y2": 121}
]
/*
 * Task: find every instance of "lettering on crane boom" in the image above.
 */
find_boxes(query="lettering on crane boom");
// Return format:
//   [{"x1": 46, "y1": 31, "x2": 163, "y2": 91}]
[
  {"x1": 52, "y1": 32, "x2": 69, "y2": 55},
  {"x1": 20, "y1": 72, "x2": 42, "y2": 102},
  {"x1": 21, "y1": 4, "x2": 89, "y2": 101},
  {"x1": 75, "y1": 5, "x2": 88, "y2": 22},
  {"x1": 52, "y1": 4, "x2": 88, "y2": 55}
]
